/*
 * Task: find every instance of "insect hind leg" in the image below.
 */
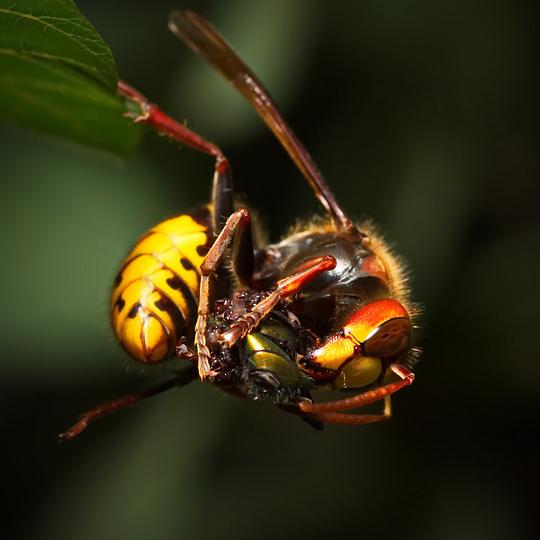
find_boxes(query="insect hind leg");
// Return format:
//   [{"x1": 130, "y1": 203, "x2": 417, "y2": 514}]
[{"x1": 117, "y1": 80, "x2": 234, "y2": 235}]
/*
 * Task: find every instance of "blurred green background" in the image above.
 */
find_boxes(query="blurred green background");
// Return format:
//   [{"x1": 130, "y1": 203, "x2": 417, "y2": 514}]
[{"x1": 1, "y1": 1, "x2": 539, "y2": 539}]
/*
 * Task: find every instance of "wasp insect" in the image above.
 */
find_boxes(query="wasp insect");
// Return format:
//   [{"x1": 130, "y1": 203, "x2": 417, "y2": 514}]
[{"x1": 60, "y1": 10, "x2": 420, "y2": 439}]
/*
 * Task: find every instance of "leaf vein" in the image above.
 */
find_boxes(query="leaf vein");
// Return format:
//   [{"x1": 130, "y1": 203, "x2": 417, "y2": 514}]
[{"x1": 0, "y1": 7, "x2": 111, "y2": 60}]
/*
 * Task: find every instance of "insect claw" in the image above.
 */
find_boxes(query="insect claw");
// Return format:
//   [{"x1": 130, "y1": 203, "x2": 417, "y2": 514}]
[
  {"x1": 219, "y1": 325, "x2": 245, "y2": 347},
  {"x1": 199, "y1": 370, "x2": 218, "y2": 382},
  {"x1": 122, "y1": 100, "x2": 151, "y2": 123},
  {"x1": 132, "y1": 113, "x2": 150, "y2": 123}
]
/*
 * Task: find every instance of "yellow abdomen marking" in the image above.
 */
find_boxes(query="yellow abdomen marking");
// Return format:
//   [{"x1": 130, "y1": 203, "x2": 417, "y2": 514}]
[{"x1": 111, "y1": 210, "x2": 210, "y2": 364}]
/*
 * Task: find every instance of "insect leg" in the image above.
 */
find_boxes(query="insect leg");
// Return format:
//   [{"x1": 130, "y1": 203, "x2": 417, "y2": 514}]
[
  {"x1": 219, "y1": 255, "x2": 336, "y2": 347},
  {"x1": 59, "y1": 365, "x2": 198, "y2": 440},
  {"x1": 231, "y1": 210, "x2": 255, "y2": 287},
  {"x1": 298, "y1": 363, "x2": 414, "y2": 414},
  {"x1": 298, "y1": 396, "x2": 393, "y2": 426},
  {"x1": 118, "y1": 80, "x2": 224, "y2": 159},
  {"x1": 169, "y1": 11, "x2": 355, "y2": 233},
  {"x1": 211, "y1": 158, "x2": 234, "y2": 233},
  {"x1": 117, "y1": 80, "x2": 232, "y2": 234},
  {"x1": 196, "y1": 208, "x2": 252, "y2": 380}
]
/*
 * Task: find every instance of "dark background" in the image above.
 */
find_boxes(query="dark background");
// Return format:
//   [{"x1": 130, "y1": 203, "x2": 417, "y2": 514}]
[{"x1": 1, "y1": 1, "x2": 539, "y2": 539}]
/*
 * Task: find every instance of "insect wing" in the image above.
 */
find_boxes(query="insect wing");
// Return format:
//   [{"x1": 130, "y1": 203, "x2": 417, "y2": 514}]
[{"x1": 168, "y1": 10, "x2": 353, "y2": 232}]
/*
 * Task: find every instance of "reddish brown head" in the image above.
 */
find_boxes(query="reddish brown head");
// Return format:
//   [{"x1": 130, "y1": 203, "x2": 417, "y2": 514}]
[{"x1": 299, "y1": 298, "x2": 412, "y2": 389}]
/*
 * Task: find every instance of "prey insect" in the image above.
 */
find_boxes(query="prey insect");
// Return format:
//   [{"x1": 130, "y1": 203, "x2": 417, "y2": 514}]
[{"x1": 60, "y1": 10, "x2": 420, "y2": 439}]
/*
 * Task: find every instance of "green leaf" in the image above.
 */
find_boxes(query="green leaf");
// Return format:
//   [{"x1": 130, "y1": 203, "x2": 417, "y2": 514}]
[
  {"x1": 0, "y1": 0, "x2": 116, "y2": 89},
  {"x1": 0, "y1": 50, "x2": 139, "y2": 154},
  {"x1": 0, "y1": 0, "x2": 140, "y2": 154}
]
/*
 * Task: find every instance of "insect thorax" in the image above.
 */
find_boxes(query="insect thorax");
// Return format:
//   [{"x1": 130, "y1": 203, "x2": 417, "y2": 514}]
[
  {"x1": 255, "y1": 230, "x2": 394, "y2": 336},
  {"x1": 207, "y1": 291, "x2": 311, "y2": 405}
]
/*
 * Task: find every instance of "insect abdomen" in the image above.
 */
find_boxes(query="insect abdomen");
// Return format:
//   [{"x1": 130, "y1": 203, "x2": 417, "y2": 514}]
[{"x1": 111, "y1": 210, "x2": 210, "y2": 363}]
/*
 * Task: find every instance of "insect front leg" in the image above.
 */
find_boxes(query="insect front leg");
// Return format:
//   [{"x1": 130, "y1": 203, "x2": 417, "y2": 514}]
[
  {"x1": 279, "y1": 395, "x2": 393, "y2": 427},
  {"x1": 296, "y1": 363, "x2": 414, "y2": 425}
]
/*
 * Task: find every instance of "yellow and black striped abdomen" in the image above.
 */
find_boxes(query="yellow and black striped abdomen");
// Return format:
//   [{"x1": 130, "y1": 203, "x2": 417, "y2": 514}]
[{"x1": 112, "y1": 209, "x2": 211, "y2": 363}]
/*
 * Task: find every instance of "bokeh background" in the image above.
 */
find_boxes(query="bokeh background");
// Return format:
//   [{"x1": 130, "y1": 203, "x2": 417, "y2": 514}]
[{"x1": 1, "y1": 1, "x2": 539, "y2": 539}]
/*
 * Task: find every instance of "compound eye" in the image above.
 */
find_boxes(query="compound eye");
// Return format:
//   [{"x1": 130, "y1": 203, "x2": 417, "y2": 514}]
[{"x1": 363, "y1": 318, "x2": 411, "y2": 358}]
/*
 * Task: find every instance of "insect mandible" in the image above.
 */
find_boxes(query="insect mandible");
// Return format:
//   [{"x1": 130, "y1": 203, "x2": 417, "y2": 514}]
[{"x1": 60, "y1": 10, "x2": 421, "y2": 439}]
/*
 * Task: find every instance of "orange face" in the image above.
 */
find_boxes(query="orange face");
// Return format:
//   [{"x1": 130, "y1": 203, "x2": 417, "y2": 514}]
[{"x1": 299, "y1": 299, "x2": 412, "y2": 389}]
